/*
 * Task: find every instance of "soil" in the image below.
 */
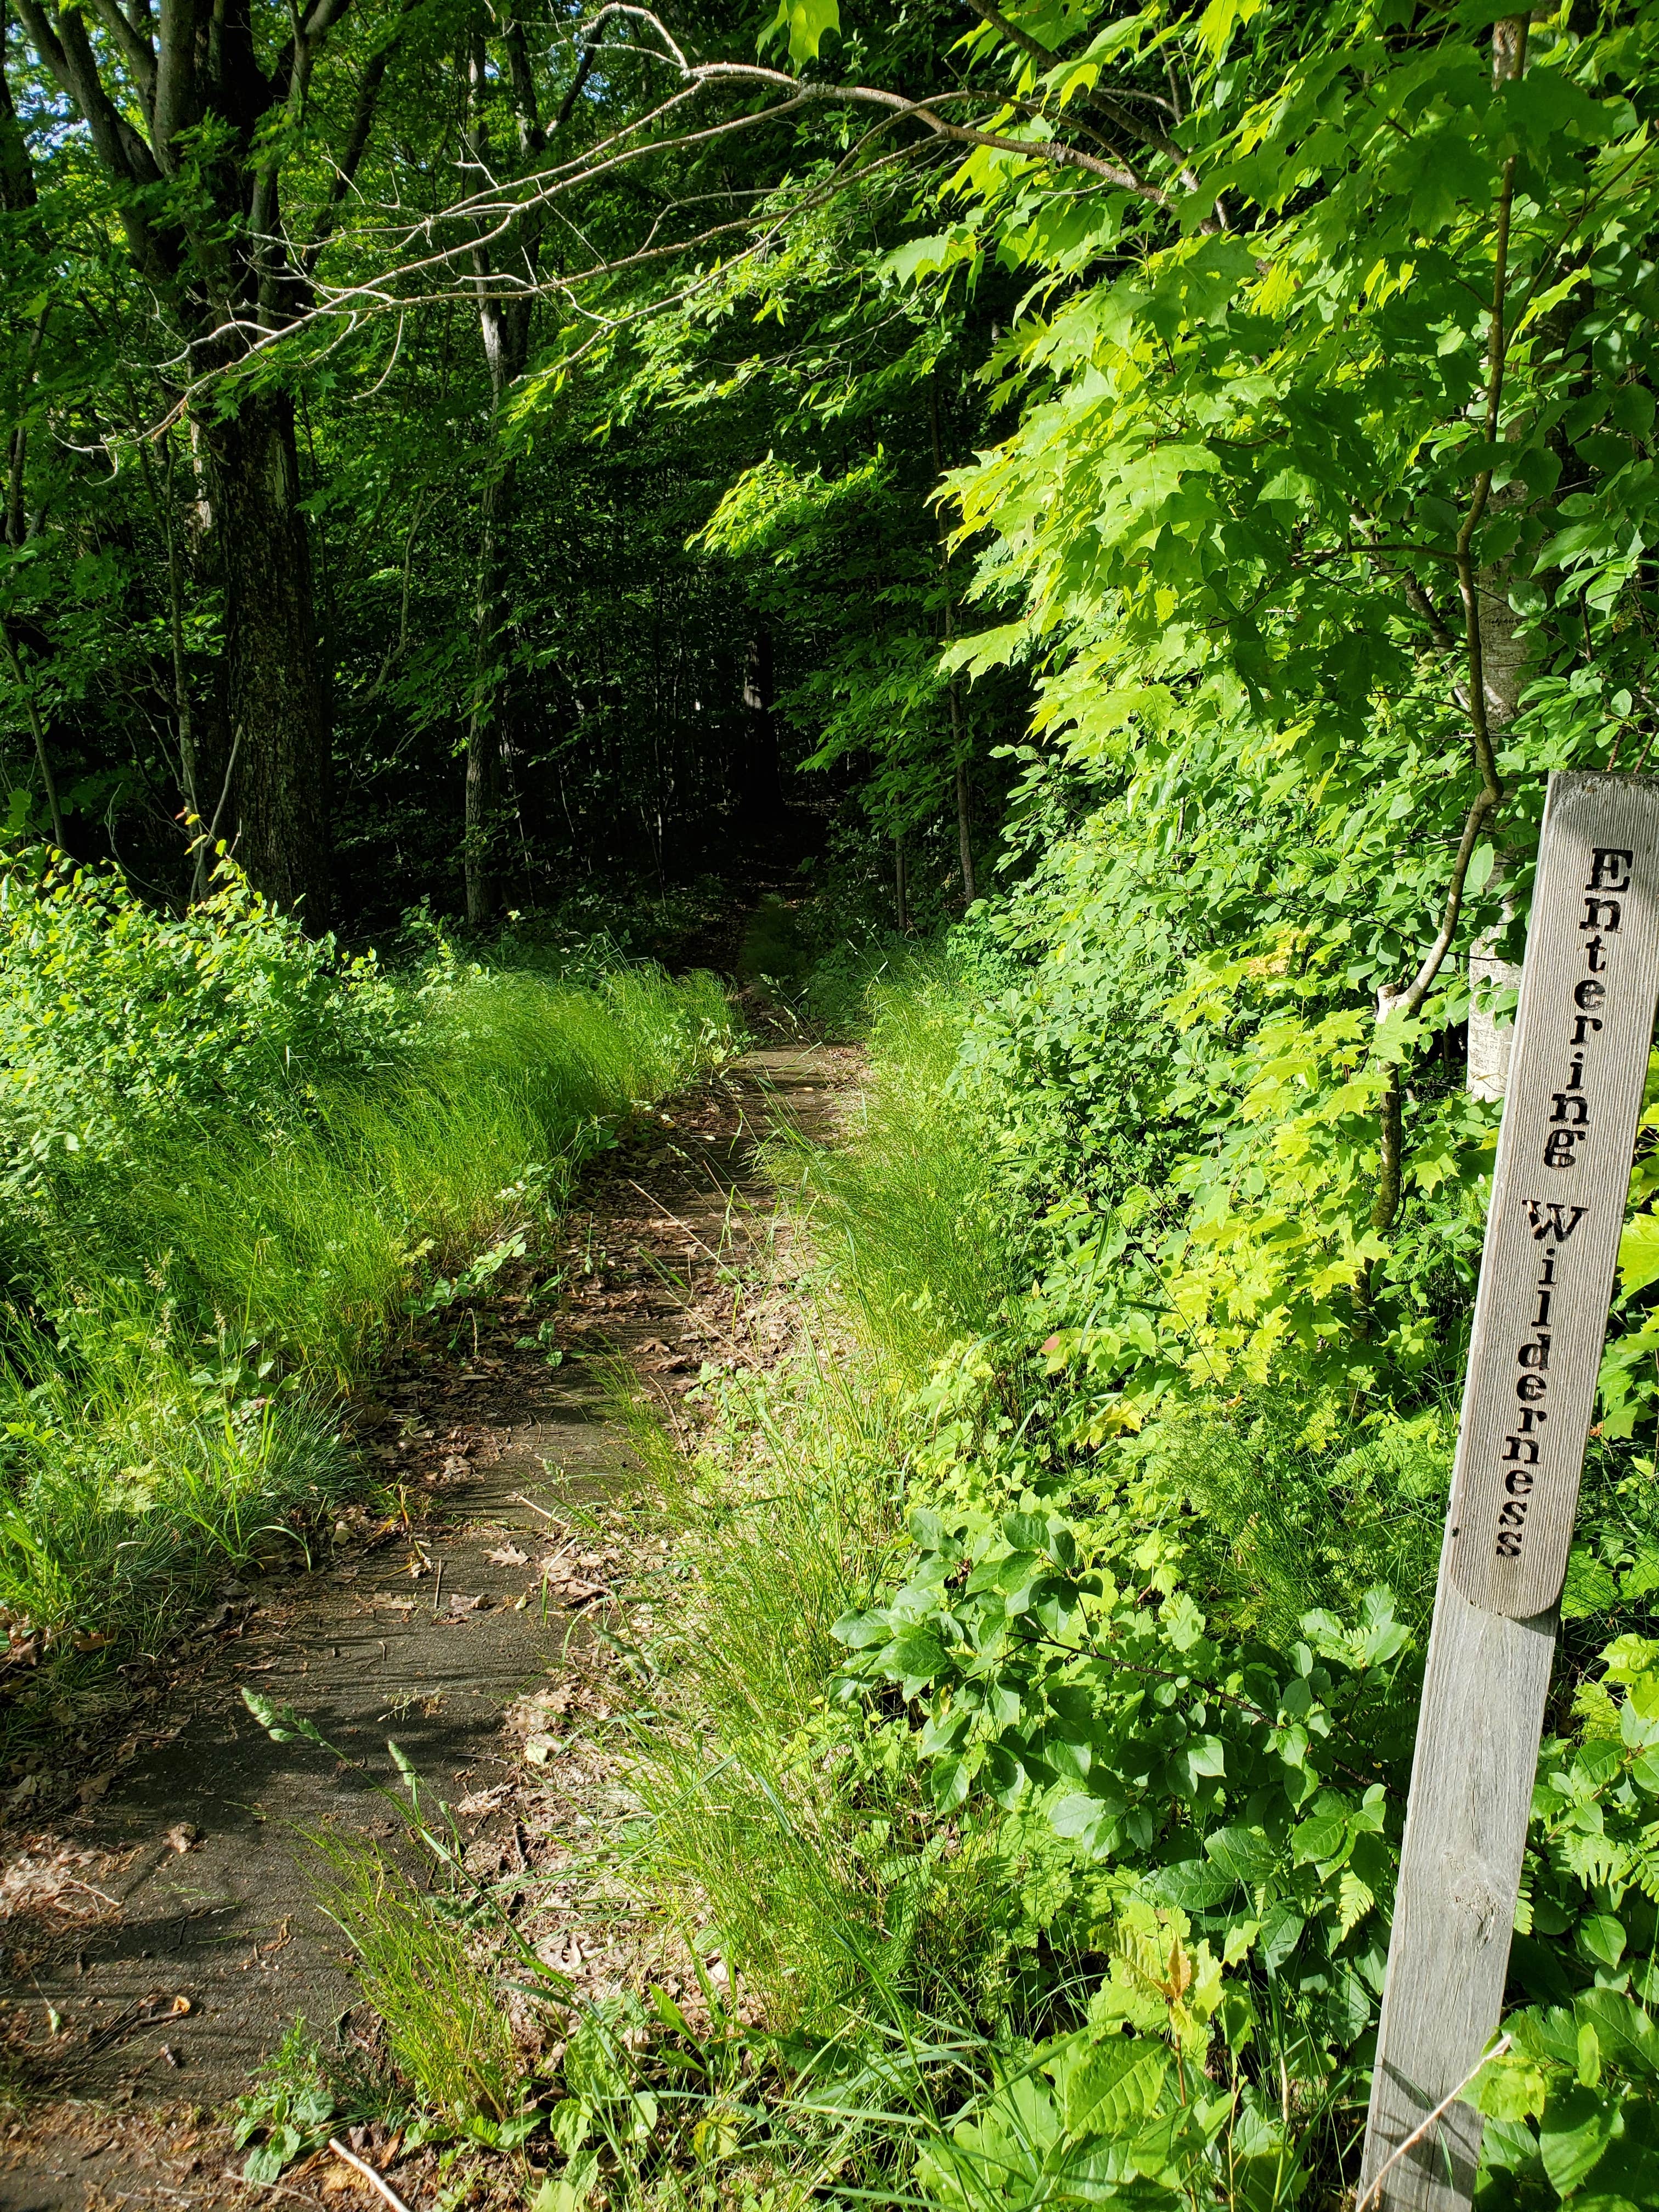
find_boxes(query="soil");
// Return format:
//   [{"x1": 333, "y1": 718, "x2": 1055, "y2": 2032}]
[{"x1": 0, "y1": 1046, "x2": 859, "y2": 2212}]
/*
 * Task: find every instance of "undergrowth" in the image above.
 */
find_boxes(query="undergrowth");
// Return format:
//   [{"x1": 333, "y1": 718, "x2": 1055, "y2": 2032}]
[
  {"x1": 561, "y1": 949, "x2": 1659, "y2": 2211},
  {"x1": 238, "y1": 947, "x2": 1659, "y2": 2209},
  {"x1": 0, "y1": 849, "x2": 735, "y2": 1718}
]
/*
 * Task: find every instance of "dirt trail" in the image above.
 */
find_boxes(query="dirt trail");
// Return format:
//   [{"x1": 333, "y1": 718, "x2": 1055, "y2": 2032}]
[{"x1": 0, "y1": 1046, "x2": 857, "y2": 2212}]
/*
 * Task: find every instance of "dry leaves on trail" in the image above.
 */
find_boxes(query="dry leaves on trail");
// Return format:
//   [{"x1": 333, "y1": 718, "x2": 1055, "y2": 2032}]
[
  {"x1": 455, "y1": 1782, "x2": 514, "y2": 1818},
  {"x1": 0, "y1": 1842, "x2": 128, "y2": 1925},
  {"x1": 538, "y1": 1545, "x2": 616, "y2": 1606},
  {"x1": 510, "y1": 1685, "x2": 573, "y2": 1725},
  {"x1": 485, "y1": 1543, "x2": 529, "y2": 1567}
]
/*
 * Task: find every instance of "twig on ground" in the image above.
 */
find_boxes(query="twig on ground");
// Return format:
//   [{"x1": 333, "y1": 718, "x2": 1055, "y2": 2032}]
[
  {"x1": 624, "y1": 1177, "x2": 720, "y2": 1257},
  {"x1": 326, "y1": 2137, "x2": 414, "y2": 2212},
  {"x1": 1356, "y1": 2035, "x2": 1511, "y2": 2211}
]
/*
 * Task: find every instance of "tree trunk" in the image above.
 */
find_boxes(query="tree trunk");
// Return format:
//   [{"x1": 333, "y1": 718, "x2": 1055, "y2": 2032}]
[
  {"x1": 960, "y1": 752, "x2": 973, "y2": 907},
  {"x1": 1465, "y1": 19, "x2": 1533, "y2": 1100},
  {"x1": 465, "y1": 457, "x2": 515, "y2": 928},
  {"x1": 202, "y1": 390, "x2": 331, "y2": 920},
  {"x1": 1465, "y1": 542, "x2": 1531, "y2": 1098},
  {"x1": 740, "y1": 624, "x2": 785, "y2": 836},
  {"x1": 459, "y1": 11, "x2": 545, "y2": 929}
]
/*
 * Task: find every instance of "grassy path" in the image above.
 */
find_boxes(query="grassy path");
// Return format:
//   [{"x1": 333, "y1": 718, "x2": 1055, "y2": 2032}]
[{"x1": 0, "y1": 1045, "x2": 857, "y2": 2212}]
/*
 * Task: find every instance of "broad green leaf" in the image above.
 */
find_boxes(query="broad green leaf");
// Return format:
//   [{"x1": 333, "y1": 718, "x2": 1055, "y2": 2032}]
[
  {"x1": 760, "y1": 0, "x2": 838, "y2": 67},
  {"x1": 1540, "y1": 2084, "x2": 1621, "y2": 2196},
  {"x1": 1048, "y1": 2034, "x2": 1169, "y2": 2140}
]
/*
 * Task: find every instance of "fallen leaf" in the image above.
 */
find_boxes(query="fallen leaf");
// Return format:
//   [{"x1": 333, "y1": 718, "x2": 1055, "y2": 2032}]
[
  {"x1": 168, "y1": 1994, "x2": 194, "y2": 2015},
  {"x1": 541, "y1": 1561, "x2": 606, "y2": 1603},
  {"x1": 485, "y1": 1544, "x2": 529, "y2": 1567},
  {"x1": 447, "y1": 1593, "x2": 487, "y2": 1615},
  {"x1": 72, "y1": 1632, "x2": 116, "y2": 1653},
  {"x1": 524, "y1": 1734, "x2": 558, "y2": 1766},
  {"x1": 164, "y1": 1824, "x2": 200, "y2": 1855},
  {"x1": 456, "y1": 1783, "x2": 512, "y2": 1816}
]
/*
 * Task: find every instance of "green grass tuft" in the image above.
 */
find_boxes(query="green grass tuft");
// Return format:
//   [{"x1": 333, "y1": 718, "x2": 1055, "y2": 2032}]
[{"x1": 306, "y1": 1832, "x2": 522, "y2": 2123}]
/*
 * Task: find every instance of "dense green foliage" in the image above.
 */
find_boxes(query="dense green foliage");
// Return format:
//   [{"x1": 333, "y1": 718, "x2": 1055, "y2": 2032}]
[
  {"x1": 596, "y1": 961, "x2": 1659, "y2": 2208},
  {"x1": 0, "y1": 851, "x2": 732, "y2": 1691},
  {"x1": 10, "y1": 0, "x2": 1659, "y2": 2197}
]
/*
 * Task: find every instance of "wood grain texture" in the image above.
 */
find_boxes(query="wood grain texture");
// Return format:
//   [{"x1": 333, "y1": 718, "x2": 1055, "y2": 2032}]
[
  {"x1": 1447, "y1": 772, "x2": 1659, "y2": 1616},
  {"x1": 1358, "y1": 1575, "x2": 1556, "y2": 2209},
  {"x1": 1360, "y1": 772, "x2": 1659, "y2": 2210}
]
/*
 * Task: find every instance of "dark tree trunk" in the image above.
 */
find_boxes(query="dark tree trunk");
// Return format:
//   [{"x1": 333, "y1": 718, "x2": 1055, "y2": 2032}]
[
  {"x1": 465, "y1": 457, "x2": 515, "y2": 927},
  {"x1": 460, "y1": 10, "x2": 545, "y2": 929},
  {"x1": 740, "y1": 624, "x2": 785, "y2": 834},
  {"x1": 204, "y1": 390, "x2": 331, "y2": 919}
]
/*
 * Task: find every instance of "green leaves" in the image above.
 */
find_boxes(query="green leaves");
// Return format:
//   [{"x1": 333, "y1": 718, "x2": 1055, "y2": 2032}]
[
  {"x1": 916, "y1": 2015, "x2": 1246, "y2": 2211},
  {"x1": 231, "y1": 2022, "x2": 339, "y2": 2185},
  {"x1": 759, "y1": 0, "x2": 839, "y2": 69},
  {"x1": 1048, "y1": 2032, "x2": 1168, "y2": 2137},
  {"x1": 836, "y1": 1485, "x2": 1417, "y2": 2064},
  {"x1": 1468, "y1": 1994, "x2": 1659, "y2": 2202}
]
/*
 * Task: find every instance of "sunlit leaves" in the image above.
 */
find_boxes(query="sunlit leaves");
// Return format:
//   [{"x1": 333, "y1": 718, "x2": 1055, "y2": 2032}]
[{"x1": 759, "y1": 0, "x2": 839, "y2": 69}]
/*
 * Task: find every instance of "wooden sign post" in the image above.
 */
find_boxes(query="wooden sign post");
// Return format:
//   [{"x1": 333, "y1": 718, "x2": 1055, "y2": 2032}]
[{"x1": 1358, "y1": 772, "x2": 1659, "y2": 2210}]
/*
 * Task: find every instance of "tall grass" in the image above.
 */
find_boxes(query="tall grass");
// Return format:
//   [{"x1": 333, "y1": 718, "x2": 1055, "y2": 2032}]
[
  {"x1": 65, "y1": 966, "x2": 735, "y2": 1388},
  {"x1": 1142, "y1": 1398, "x2": 1451, "y2": 1644},
  {"x1": 0, "y1": 944, "x2": 735, "y2": 1667},
  {"x1": 307, "y1": 1832, "x2": 521, "y2": 2124},
  {"x1": 774, "y1": 955, "x2": 1022, "y2": 1382},
  {"x1": 616, "y1": 953, "x2": 1022, "y2": 2033}
]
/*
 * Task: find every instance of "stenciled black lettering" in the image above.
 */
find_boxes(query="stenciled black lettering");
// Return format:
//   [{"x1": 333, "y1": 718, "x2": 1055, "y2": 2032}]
[
  {"x1": 1583, "y1": 896, "x2": 1623, "y2": 933},
  {"x1": 1545, "y1": 1128, "x2": 1587, "y2": 1168},
  {"x1": 1515, "y1": 1407, "x2": 1547, "y2": 1434},
  {"x1": 1576, "y1": 978, "x2": 1607, "y2": 1010},
  {"x1": 1573, "y1": 1014, "x2": 1605, "y2": 1045},
  {"x1": 1517, "y1": 1334, "x2": 1551, "y2": 1370},
  {"x1": 1550, "y1": 1094, "x2": 1590, "y2": 1127},
  {"x1": 1503, "y1": 1435, "x2": 1542, "y2": 1464},
  {"x1": 1499, "y1": 1500, "x2": 1530, "y2": 1528},
  {"x1": 1504, "y1": 1469, "x2": 1536, "y2": 1496},
  {"x1": 1527, "y1": 1203, "x2": 1586, "y2": 1244},
  {"x1": 1516, "y1": 1374, "x2": 1548, "y2": 1404},
  {"x1": 1589, "y1": 848, "x2": 1635, "y2": 893},
  {"x1": 1586, "y1": 935, "x2": 1609, "y2": 972},
  {"x1": 1497, "y1": 1530, "x2": 1523, "y2": 1558}
]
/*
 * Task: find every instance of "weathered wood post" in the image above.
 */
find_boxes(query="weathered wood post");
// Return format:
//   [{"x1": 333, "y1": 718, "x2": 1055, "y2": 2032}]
[{"x1": 1359, "y1": 772, "x2": 1659, "y2": 2210}]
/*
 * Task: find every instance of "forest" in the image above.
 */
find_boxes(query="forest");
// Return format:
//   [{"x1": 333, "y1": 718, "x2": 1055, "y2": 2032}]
[{"x1": 3, "y1": 0, "x2": 1659, "y2": 2205}]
